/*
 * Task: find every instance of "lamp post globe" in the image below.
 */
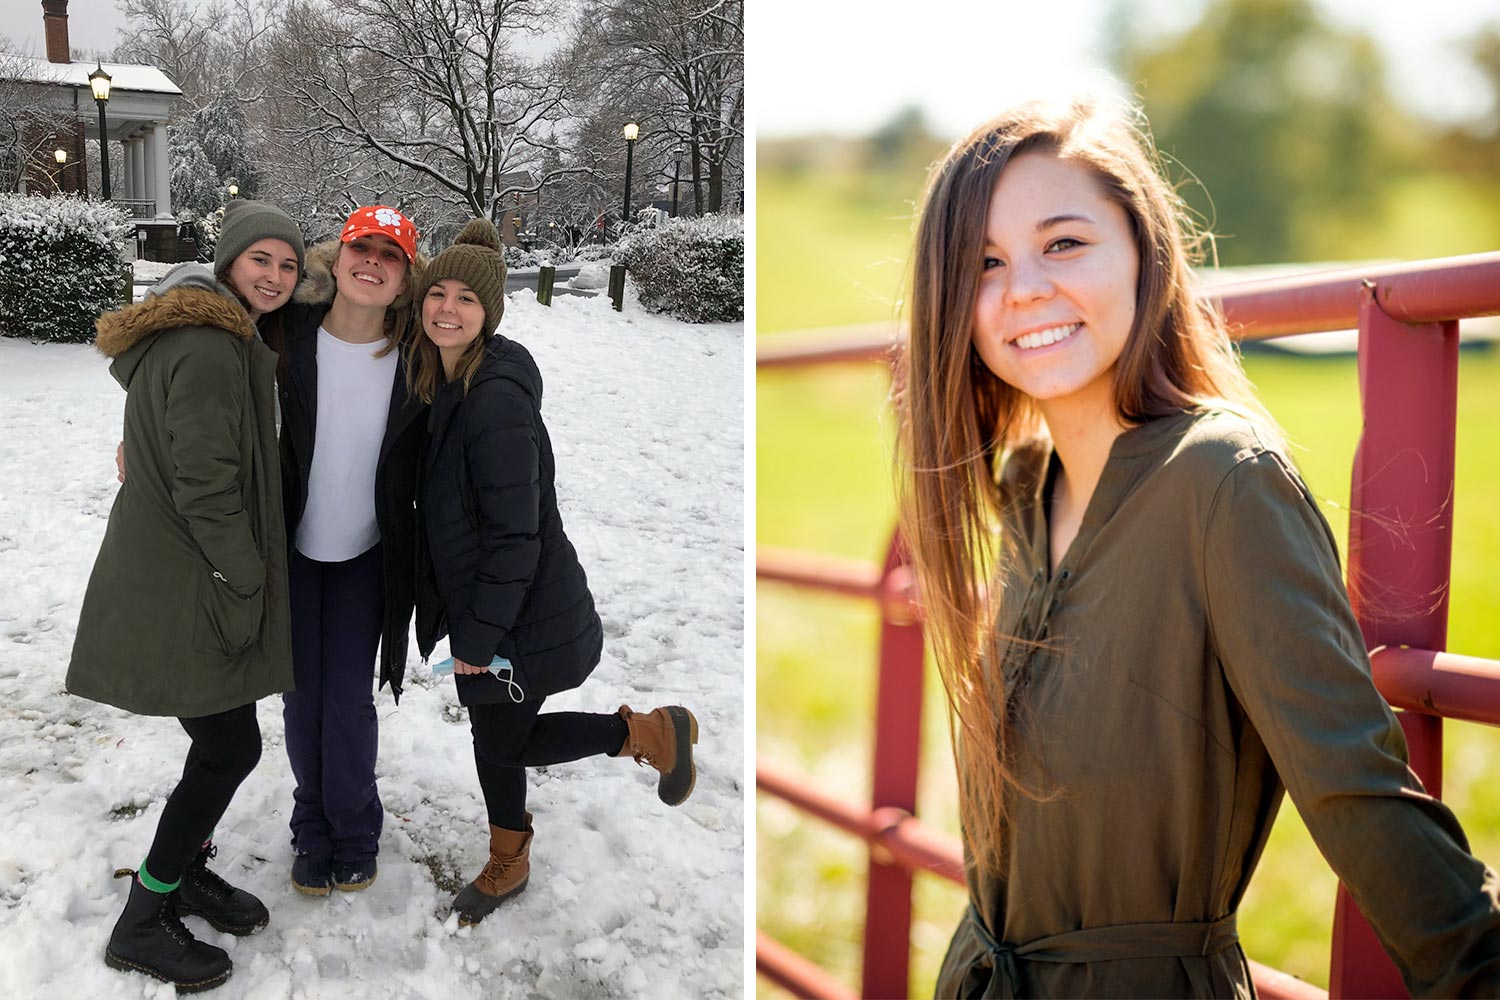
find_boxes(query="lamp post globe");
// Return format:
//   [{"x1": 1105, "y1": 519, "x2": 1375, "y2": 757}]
[{"x1": 88, "y1": 62, "x2": 112, "y2": 200}]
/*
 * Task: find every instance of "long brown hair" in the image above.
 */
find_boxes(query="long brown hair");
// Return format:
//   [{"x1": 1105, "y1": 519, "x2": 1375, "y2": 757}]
[
  {"x1": 217, "y1": 274, "x2": 292, "y2": 367},
  {"x1": 405, "y1": 313, "x2": 489, "y2": 404},
  {"x1": 894, "y1": 95, "x2": 1280, "y2": 875}
]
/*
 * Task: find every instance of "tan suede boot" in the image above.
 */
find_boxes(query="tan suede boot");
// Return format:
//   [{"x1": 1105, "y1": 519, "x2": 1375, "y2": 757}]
[
  {"x1": 614, "y1": 705, "x2": 699, "y2": 806},
  {"x1": 450, "y1": 813, "x2": 533, "y2": 927}
]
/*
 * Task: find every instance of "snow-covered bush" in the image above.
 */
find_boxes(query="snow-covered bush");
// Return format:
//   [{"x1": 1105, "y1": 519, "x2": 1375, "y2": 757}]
[
  {"x1": 572, "y1": 242, "x2": 615, "y2": 263},
  {"x1": 0, "y1": 195, "x2": 133, "y2": 342},
  {"x1": 503, "y1": 244, "x2": 546, "y2": 270},
  {"x1": 616, "y1": 214, "x2": 743, "y2": 323},
  {"x1": 634, "y1": 207, "x2": 666, "y2": 229}
]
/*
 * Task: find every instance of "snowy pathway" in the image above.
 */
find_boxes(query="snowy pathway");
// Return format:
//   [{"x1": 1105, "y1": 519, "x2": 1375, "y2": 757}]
[{"x1": 0, "y1": 292, "x2": 744, "y2": 999}]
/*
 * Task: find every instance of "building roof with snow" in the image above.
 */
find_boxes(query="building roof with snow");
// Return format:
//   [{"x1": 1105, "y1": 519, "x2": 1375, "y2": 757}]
[{"x1": 10, "y1": 56, "x2": 182, "y2": 97}]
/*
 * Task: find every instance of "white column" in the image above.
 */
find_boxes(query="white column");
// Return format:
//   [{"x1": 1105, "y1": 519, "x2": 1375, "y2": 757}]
[
  {"x1": 151, "y1": 124, "x2": 172, "y2": 218},
  {"x1": 142, "y1": 130, "x2": 157, "y2": 211},
  {"x1": 120, "y1": 137, "x2": 133, "y2": 203},
  {"x1": 130, "y1": 138, "x2": 145, "y2": 201}
]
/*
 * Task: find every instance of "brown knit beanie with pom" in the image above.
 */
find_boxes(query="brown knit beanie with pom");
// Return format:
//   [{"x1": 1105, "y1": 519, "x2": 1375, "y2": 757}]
[{"x1": 420, "y1": 218, "x2": 507, "y2": 334}]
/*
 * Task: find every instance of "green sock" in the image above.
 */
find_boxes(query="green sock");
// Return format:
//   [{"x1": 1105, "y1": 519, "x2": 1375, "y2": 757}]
[{"x1": 137, "y1": 862, "x2": 180, "y2": 894}]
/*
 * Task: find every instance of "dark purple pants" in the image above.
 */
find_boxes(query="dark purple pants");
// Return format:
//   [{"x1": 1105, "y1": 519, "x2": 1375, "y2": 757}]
[{"x1": 283, "y1": 544, "x2": 384, "y2": 865}]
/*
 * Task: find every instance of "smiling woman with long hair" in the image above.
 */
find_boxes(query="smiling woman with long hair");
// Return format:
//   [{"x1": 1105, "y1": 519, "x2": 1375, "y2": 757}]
[
  {"x1": 69, "y1": 202, "x2": 305, "y2": 992},
  {"x1": 894, "y1": 96, "x2": 1500, "y2": 998}
]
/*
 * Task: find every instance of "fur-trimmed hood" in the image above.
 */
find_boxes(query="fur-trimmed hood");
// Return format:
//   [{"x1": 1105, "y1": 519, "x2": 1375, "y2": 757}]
[
  {"x1": 293, "y1": 238, "x2": 427, "y2": 311},
  {"x1": 96, "y1": 264, "x2": 257, "y2": 385}
]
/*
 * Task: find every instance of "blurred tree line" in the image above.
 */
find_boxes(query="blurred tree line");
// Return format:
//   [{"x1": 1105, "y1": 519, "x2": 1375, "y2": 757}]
[
  {"x1": 1111, "y1": 0, "x2": 1500, "y2": 265},
  {"x1": 770, "y1": 0, "x2": 1500, "y2": 269}
]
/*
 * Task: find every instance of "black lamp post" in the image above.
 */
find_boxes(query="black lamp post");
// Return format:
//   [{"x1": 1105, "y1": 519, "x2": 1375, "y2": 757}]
[
  {"x1": 53, "y1": 148, "x2": 68, "y2": 195},
  {"x1": 671, "y1": 147, "x2": 683, "y2": 218},
  {"x1": 88, "y1": 63, "x2": 112, "y2": 200},
  {"x1": 622, "y1": 122, "x2": 639, "y2": 227}
]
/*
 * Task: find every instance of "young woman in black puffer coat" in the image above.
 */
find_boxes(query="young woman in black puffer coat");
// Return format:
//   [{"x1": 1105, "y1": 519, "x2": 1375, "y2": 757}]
[{"x1": 409, "y1": 219, "x2": 699, "y2": 925}]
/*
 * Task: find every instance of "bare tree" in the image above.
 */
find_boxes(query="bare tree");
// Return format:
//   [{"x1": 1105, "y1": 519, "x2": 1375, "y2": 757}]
[
  {"x1": 113, "y1": 0, "x2": 217, "y2": 103},
  {"x1": 272, "y1": 0, "x2": 590, "y2": 224},
  {"x1": 0, "y1": 43, "x2": 79, "y2": 194},
  {"x1": 114, "y1": 0, "x2": 287, "y2": 107},
  {"x1": 575, "y1": 0, "x2": 744, "y2": 214},
  {"x1": 106, "y1": 0, "x2": 742, "y2": 239}
]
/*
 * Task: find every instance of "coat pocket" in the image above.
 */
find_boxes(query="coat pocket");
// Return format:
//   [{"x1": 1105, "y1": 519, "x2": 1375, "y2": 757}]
[{"x1": 193, "y1": 572, "x2": 265, "y2": 657}]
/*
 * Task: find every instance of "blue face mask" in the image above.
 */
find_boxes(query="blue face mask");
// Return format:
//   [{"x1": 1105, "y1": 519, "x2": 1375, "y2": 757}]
[{"x1": 428, "y1": 655, "x2": 523, "y2": 702}]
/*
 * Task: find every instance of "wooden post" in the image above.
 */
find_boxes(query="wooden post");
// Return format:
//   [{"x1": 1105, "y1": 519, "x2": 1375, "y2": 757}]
[
  {"x1": 537, "y1": 265, "x2": 555, "y2": 307},
  {"x1": 608, "y1": 263, "x2": 626, "y2": 312}
]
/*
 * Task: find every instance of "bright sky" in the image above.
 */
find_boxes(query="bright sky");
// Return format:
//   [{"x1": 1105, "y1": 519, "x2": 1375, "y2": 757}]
[{"x1": 750, "y1": 0, "x2": 1497, "y2": 138}]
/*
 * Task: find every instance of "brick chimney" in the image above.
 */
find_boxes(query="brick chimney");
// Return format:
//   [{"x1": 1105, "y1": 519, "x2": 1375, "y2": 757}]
[{"x1": 42, "y1": 0, "x2": 71, "y2": 65}]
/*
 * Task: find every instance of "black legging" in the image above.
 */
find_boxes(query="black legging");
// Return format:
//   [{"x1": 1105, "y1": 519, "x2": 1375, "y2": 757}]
[
  {"x1": 142, "y1": 703, "x2": 262, "y2": 885},
  {"x1": 468, "y1": 699, "x2": 627, "y2": 830}
]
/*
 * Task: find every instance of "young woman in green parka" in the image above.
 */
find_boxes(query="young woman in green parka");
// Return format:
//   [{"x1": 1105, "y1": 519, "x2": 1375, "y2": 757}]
[
  {"x1": 896, "y1": 98, "x2": 1500, "y2": 998},
  {"x1": 68, "y1": 201, "x2": 304, "y2": 994}
]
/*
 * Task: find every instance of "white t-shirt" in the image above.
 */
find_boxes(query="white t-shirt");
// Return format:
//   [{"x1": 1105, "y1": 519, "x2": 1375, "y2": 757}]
[{"x1": 294, "y1": 326, "x2": 399, "y2": 562}]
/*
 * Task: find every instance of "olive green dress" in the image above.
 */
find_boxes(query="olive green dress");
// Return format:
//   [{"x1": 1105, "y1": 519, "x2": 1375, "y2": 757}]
[{"x1": 935, "y1": 409, "x2": 1500, "y2": 999}]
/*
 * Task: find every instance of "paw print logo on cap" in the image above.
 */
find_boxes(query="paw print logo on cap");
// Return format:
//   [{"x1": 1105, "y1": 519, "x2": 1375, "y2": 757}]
[{"x1": 374, "y1": 207, "x2": 402, "y2": 228}]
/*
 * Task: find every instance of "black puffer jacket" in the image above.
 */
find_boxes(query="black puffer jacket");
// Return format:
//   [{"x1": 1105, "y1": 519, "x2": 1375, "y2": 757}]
[
  {"x1": 276, "y1": 242, "x2": 427, "y2": 702},
  {"x1": 415, "y1": 334, "x2": 603, "y2": 706}
]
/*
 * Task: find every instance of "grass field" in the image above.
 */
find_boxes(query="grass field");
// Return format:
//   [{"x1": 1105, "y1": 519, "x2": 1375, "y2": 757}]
[{"x1": 756, "y1": 159, "x2": 1500, "y2": 998}]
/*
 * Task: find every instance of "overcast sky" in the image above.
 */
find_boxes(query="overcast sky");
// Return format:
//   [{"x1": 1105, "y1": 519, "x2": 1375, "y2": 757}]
[
  {"x1": 7, "y1": 0, "x2": 568, "y2": 70},
  {"x1": 9, "y1": 0, "x2": 133, "y2": 59}
]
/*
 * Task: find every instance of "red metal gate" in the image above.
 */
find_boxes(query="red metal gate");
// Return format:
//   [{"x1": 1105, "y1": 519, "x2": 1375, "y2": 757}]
[{"x1": 757, "y1": 252, "x2": 1500, "y2": 1000}]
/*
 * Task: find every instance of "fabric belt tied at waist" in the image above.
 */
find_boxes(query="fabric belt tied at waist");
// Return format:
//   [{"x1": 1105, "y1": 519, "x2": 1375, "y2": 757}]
[{"x1": 958, "y1": 904, "x2": 1239, "y2": 999}]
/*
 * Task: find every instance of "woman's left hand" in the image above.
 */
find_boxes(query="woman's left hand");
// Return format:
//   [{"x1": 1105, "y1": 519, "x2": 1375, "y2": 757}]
[{"x1": 453, "y1": 658, "x2": 487, "y2": 675}]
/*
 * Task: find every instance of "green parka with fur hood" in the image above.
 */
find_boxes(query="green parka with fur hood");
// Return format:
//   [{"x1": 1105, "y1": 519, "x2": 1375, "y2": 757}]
[{"x1": 67, "y1": 265, "x2": 293, "y2": 717}]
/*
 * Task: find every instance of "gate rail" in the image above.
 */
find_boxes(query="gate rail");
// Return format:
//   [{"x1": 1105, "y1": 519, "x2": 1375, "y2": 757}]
[{"x1": 756, "y1": 252, "x2": 1500, "y2": 1000}]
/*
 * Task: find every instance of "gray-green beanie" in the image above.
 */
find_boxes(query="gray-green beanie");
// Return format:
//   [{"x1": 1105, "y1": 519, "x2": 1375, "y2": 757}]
[
  {"x1": 213, "y1": 200, "x2": 306, "y2": 278},
  {"x1": 419, "y1": 218, "x2": 507, "y2": 333}
]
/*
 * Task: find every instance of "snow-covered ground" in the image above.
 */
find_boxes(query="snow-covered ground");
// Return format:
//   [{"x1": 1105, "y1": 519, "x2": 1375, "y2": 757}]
[
  {"x1": 0, "y1": 291, "x2": 744, "y2": 998},
  {"x1": 132, "y1": 259, "x2": 177, "y2": 282}
]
